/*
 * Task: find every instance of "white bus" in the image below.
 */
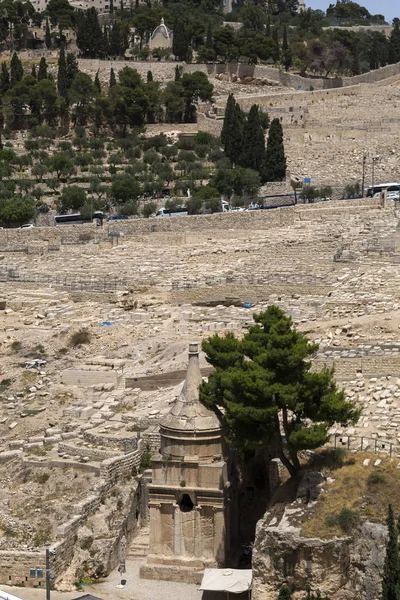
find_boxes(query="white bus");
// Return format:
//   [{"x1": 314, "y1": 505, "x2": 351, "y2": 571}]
[
  {"x1": 366, "y1": 182, "x2": 400, "y2": 198},
  {"x1": 155, "y1": 207, "x2": 188, "y2": 218}
]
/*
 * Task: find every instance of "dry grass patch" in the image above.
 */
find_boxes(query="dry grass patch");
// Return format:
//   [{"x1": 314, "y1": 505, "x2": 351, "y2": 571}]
[{"x1": 302, "y1": 450, "x2": 400, "y2": 539}]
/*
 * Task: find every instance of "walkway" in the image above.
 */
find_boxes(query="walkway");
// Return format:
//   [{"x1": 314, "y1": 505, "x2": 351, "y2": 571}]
[{"x1": 3, "y1": 559, "x2": 203, "y2": 600}]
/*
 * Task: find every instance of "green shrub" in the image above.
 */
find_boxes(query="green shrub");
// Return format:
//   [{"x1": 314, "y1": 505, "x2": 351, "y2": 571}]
[
  {"x1": 32, "y1": 524, "x2": 52, "y2": 547},
  {"x1": 79, "y1": 536, "x2": 94, "y2": 550},
  {"x1": 325, "y1": 508, "x2": 359, "y2": 533},
  {"x1": 11, "y1": 341, "x2": 22, "y2": 353},
  {"x1": 35, "y1": 472, "x2": 50, "y2": 484},
  {"x1": 367, "y1": 470, "x2": 386, "y2": 485},
  {"x1": 70, "y1": 329, "x2": 91, "y2": 347}
]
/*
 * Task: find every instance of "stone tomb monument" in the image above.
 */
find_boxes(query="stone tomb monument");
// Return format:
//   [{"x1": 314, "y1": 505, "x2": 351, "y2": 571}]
[{"x1": 140, "y1": 343, "x2": 233, "y2": 584}]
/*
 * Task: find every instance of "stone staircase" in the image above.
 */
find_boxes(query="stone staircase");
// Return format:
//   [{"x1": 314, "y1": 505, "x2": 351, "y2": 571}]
[{"x1": 127, "y1": 527, "x2": 149, "y2": 560}]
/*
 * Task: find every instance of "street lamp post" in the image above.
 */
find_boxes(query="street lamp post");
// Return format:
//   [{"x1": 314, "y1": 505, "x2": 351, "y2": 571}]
[{"x1": 45, "y1": 547, "x2": 56, "y2": 600}]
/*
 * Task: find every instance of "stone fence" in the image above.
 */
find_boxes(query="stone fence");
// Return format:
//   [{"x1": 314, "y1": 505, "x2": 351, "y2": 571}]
[{"x1": 77, "y1": 58, "x2": 400, "y2": 93}]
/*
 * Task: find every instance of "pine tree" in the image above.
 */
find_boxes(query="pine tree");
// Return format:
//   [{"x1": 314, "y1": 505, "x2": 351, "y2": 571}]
[
  {"x1": 94, "y1": 70, "x2": 101, "y2": 94},
  {"x1": 45, "y1": 19, "x2": 51, "y2": 49},
  {"x1": 172, "y1": 19, "x2": 189, "y2": 61},
  {"x1": 57, "y1": 42, "x2": 67, "y2": 97},
  {"x1": 10, "y1": 52, "x2": 23, "y2": 87},
  {"x1": 206, "y1": 21, "x2": 213, "y2": 49},
  {"x1": 272, "y1": 27, "x2": 280, "y2": 63},
  {"x1": 147, "y1": 70, "x2": 153, "y2": 82},
  {"x1": 110, "y1": 0, "x2": 113, "y2": 12},
  {"x1": 262, "y1": 117, "x2": 286, "y2": 182},
  {"x1": 0, "y1": 62, "x2": 10, "y2": 94},
  {"x1": 389, "y1": 21, "x2": 400, "y2": 64},
  {"x1": 38, "y1": 57, "x2": 48, "y2": 80},
  {"x1": 31, "y1": 64, "x2": 37, "y2": 78},
  {"x1": 109, "y1": 67, "x2": 116, "y2": 87},
  {"x1": 239, "y1": 104, "x2": 265, "y2": 173},
  {"x1": 382, "y1": 504, "x2": 400, "y2": 600}
]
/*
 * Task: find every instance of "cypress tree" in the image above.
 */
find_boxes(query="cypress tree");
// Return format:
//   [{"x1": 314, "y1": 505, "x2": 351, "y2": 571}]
[
  {"x1": 0, "y1": 62, "x2": 10, "y2": 94},
  {"x1": 389, "y1": 21, "x2": 400, "y2": 64},
  {"x1": 266, "y1": 15, "x2": 271, "y2": 37},
  {"x1": 94, "y1": 70, "x2": 101, "y2": 94},
  {"x1": 239, "y1": 104, "x2": 265, "y2": 173},
  {"x1": 221, "y1": 93, "x2": 235, "y2": 148},
  {"x1": 206, "y1": 21, "x2": 213, "y2": 49},
  {"x1": 57, "y1": 42, "x2": 67, "y2": 97},
  {"x1": 10, "y1": 52, "x2": 23, "y2": 87},
  {"x1": 262, "y1": 117, "x2": 286, "y2": 182},
  {"x1": 174, "y1": 65, "x2": 182, "y2": 80},
  {"x1": 221, "y1": 93, "x2": 243, "y2": 165},
  {"x1": 110, "y1": 0, "x2": 113, "y2": 12},
  {"x1": 382, "y1": 504, "x2": 400, "y2": 600},
  {"x1": 109, "y1": 67, "x2": 116, "y2": 87},
  {"x1": 147, "y1": 70, "x2": 153, "y2": 82},
  {"x1": 282, "y1": 25, "x2": 292, "y2": 72},
  {"x1": 103, "y1": 25, "x2": 110, "y2": 57},
  {"x1": 31, "y1": 64, "x2": 37, "y2": 78},
  {"x1": 272, "y1": 27, "x2": 280, "y2": 63},
  {"x1": 172, "y1": 19, "x2": 188, "y2": 61},
  {"x1": 45, "y1": 19, "x2": 51, "y2": 49},
  {"x1": 38, "y1": 57, "x2": 48, "y2": 80},
  {"x1": 66, "y1": 53, "x2": 79, "y2": 89}
]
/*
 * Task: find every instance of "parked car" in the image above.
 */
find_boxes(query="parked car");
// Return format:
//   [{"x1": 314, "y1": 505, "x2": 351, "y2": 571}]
[
  {"x1": 20, "y1": 224, "x2": 35, "y2": 228},
  {"x1": 107, "y1": 214, "x2": 128, "y2": 221}
]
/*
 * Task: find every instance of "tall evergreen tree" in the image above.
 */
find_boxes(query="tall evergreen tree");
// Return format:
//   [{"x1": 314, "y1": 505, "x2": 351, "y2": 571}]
[
  {"x1": 272, "y1": 27, "x2": 280, "y2": 63},
  {"x1": 10, "y1": 52, "x2": 23, "y2": 87},
  {"x1": 239, "y1": 104, "x2": 265, "y2": 173},
  {"x1": 38, "y1": 57, "x2": 48, "y2": 80},
  {"x1": 110, "y1": 0, "x2": 113, "y2": 12},
  {"x1": 206, "y1": 21, "x2": 213, "y2": 49},
  {"x1": 45, "y1": 19, "x2": 52, "y2": 49},
  {"x1": 94, "y1": 70, "x2": 101, "y2": 94},
  {"x1": 66, "y1": 53, "x2": 79, "y2": 90},
  {"x1": 389, "y1": 21, "x2": 400, "y2": 64},
  {"x1": 103, "y1": 25, "x2": 110, "y2": 56},
  {"x1": 172, "y1": 19, "x2": 189, "y2": 61},
  {"x1": 282, "y1": 25, "x2": 292, "y2": 72},
  {"x1": 266, "y1": 15, "x2": 271, "y2": 37},
  {"x1": 382, "y1": 504, "x2": 400, "y2": 600},
  {"x1": 31, "y1": 64, "x2": 37, "y2": 79},
  {"x1": 0, "y1": 63, "x2": 10, "y2": 94},
  {"x1": 57, "y1": 42, "x2": 67, "y2": 96},
  {"x1": 262, "y1": 117, "x2": 286, "y2": 182},
  {"x1": 147, "y1": 70, "x2": 153, "y2": 82},
  {"x1": 109, "y1": 67, "x2": 116, "y2": 87},
  {"x1": 175, "y1": 65, "x2": 182, "y2": 80},
  {"x1": 76, "y1": 7, "x2": 103, "y2": 58},
  {"x1": 221, "y1": 94, "x2": 243, "y2": 165}
]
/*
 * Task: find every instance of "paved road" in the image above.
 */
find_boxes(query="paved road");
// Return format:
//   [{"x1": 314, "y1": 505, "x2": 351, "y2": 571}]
[{"x1": 2, "y1": 559, "x2": 203, "y2": 600}]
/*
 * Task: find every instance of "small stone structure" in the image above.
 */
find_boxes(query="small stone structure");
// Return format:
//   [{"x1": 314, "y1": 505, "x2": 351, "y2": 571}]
[
  {"x1": 140, "y1": 343, "x2": 232, "y2": 584},
  {"x1": 148, "y1": 18, "x2": 173, "y2": 50}
]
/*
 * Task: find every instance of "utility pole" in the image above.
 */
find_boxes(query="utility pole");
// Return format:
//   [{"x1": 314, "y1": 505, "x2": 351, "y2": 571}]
[
  {"x1": 361, "y1": 155, "x2": 366, "y2": 198},
  {"x1": 46, "y1": 547, "x2": 56, "y2": 600},
  {"x1": 46, "y1": 548, "x2": 50, "y2": 600}
]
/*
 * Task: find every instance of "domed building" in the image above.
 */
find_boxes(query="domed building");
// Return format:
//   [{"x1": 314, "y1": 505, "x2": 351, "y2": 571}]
[
  {"x1": 140, "y1": 343, "x2": 236, "y2": 584},
  {"x1": 148, "y1": 18, "x2": 173, "y2": 50}
]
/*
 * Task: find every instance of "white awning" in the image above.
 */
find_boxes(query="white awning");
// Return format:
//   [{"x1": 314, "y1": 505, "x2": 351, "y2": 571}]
[
  {"x1": 0, "y1": 590, "x2": 25, "y2": 600},
  {"x1": 199, "y1": 569, "x2": 252, "y2": 594}
]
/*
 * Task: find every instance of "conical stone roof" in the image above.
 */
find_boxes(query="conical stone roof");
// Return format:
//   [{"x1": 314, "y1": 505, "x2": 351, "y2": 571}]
[{"x1": 160, "y1": 343, "x2": 221, "y2": 434}]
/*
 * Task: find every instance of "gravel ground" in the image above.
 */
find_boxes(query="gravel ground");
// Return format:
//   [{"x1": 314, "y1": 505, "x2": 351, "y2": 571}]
[{"x1": 3, "y1": 559, "x2": 203, "y2": 600}]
